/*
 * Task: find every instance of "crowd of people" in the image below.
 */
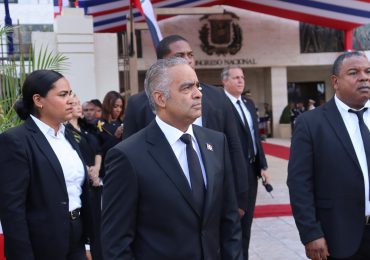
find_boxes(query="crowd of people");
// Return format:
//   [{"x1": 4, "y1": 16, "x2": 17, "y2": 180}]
[{"x1": 0, "y1": 35, "x2": 370, "y2": 260}]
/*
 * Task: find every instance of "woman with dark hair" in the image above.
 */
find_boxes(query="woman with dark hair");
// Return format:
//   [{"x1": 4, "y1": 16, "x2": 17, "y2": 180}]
[
  {"x1": 0, "y1": 70, "x2": 92, "y2": 260},
  {"x1": 97, "y1": 90, "x2": 124, "y2": 178}
]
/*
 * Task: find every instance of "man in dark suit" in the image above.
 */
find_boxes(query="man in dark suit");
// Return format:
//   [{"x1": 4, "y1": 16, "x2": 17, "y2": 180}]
[
  {"x1": 123, "y1": 35, "x2": 249, "y2": 217},
  {"x1": 102, "y1": 57, "x2": 243, "y2": 260},
  {"x1": 288, "y1": 51, "x2": 370, "y2": 260},
  {"x1": 221, "y1": 66, "x2": 269, "y2": 259}
]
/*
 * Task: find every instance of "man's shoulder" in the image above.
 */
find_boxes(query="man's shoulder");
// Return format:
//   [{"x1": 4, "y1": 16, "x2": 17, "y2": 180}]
[
  {"x1": 193, "y1": 124, "x2": 226, "y2": 140},
  {"x1": 127, "y1": 91, "x2": 148, "y2": 104},
  {"x1": 200, "y1": 83, "x2": 224, "y2": 96}
]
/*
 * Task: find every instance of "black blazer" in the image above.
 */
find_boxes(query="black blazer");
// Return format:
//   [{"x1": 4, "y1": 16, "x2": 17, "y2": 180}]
[
  {"x1": 123, "y1": 83, "x2": 249, "y2": 209},
  {"x1": 288, "y1": 98, "x2": 366, "y2": 258},
  {"x1": 102, "y1": 121, "x2": 243, "y2": 260},
  {"x1": 225, "y1": 95, "x2": 267, "y2": 175},
  {"x1": 0, "y1": 118, "x2": 91, "y2": 260}
]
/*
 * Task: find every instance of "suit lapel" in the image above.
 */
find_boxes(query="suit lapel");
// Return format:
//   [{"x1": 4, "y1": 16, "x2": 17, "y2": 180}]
[
  {"x1": 193, "y1": 126, "x2": 216, "y2": 223},
  {"x1": 25, "y1": 118, "x2": 68, "y2": 196},
  {"x1": 145, "y1": 121, "x2": 201, "y2": 216},
  {"x1": 323, "y1": 98, "x2": 362, "y2": 171}
]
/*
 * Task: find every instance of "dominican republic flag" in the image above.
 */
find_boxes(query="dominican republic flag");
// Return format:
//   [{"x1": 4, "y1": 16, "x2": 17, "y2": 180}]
[
  {"x1": 133, "y1": 0, "x2": 162, "y2": 47},
  {"x1": 56, "y1": 0, "x2": 219, "y2": 33}
]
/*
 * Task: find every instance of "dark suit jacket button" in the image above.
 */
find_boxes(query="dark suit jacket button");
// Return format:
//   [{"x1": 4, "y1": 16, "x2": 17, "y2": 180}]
[{"x1": 61, "y1": 201, "x2": 67, "y2": 205}]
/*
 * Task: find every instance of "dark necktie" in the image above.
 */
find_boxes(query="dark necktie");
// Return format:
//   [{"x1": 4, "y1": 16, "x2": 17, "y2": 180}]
[
  {"x1": 236, "y1": 100, "x2": 255, "y2": 161},
  {"x1": 349, "y1": 108, "x2": 370, "y2": 200},
  {"x1": 180, "y1": 133, "x2": 205, "y2": 214}
]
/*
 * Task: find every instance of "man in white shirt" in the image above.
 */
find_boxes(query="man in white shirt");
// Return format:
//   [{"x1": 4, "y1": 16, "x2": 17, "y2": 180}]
[
  {"x1": 221, "y1": 66, "x2": 270, "y2": 260},
  {"x1": 102, "y1": 57, "x2": 242, "y2": 260},
  {"x1": 288, "y1": 51, "x2": 370, "y2": 260}
]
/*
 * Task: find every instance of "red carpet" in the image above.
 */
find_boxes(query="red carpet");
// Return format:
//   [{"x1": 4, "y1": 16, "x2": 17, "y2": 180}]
[
  {"x1": 0, "y1": 234, "x2": 4, "y2": 260},
  {"x1": 262, "y1": 142, "x2": 290, "y2": 160},
  {"x1": 254, "y1": 204, "x2": 292, "y2": 218}
]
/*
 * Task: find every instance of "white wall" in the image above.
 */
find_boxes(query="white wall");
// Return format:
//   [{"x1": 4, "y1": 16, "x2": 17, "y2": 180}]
[
  {"x1": 0, "y1": 3, "x2": 53, "y2": 25},
  {"x1": 137, "y1": 5, "x2": 339, "y2": 70},
  {"x1": 31, "y1": 8, "x2": 119, "y2": 103}
]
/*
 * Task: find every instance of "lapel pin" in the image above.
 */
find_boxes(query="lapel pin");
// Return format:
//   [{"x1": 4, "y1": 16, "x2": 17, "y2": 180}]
[{"x1": 206, "y1": 143, "x2": 213, "y2": 151}]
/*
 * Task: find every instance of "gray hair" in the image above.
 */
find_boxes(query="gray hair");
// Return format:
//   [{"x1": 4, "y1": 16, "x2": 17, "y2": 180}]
[
  {"x1": 220, "y1": 65, "x2": 243, "y2": 81},
  {"x1": 144, "y1": 57, "x2": 189, "y2": 112}
]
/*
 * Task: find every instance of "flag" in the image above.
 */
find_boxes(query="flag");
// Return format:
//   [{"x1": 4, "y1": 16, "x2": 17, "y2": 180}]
[
  {"x1": 55, "y1": 0, "x2": 219, "y2": 33},
  {"x1": 53, "y1": 0, "x2": 70, "y2": 17},
  {"x1": 4, "y1": 0, "x2": 14, "y2": 55},
  {"x1": 133, "y1": 0, "x2": 162, "y2": 47}
]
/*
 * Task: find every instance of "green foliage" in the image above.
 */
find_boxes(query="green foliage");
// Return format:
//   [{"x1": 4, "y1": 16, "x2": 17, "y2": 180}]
[
  {"x1": 279, "y1": 104, "x2": 291, "y2": 124},
  {"x1": 0, "y1": 26, "x2": 69, "y2": 133}
]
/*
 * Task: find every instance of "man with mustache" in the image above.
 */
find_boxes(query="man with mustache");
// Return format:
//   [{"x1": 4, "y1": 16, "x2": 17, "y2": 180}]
[
  {"x1": 288, "y1": 51, "x2": 370, "y2": 260},
  {"x1": 102, "y1": 57, "x2": 243, "y2": 260}
]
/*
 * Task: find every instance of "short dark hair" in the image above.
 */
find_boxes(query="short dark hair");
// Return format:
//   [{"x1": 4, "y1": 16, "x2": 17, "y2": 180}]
[
  {"x1": 90, "y1": 99, "x2": 102, "y2": 108},
  {"x1": 14, "y1": 70, "x2": 64, "y2": 120},
  {"x1": 156, "y1": 35, "x2": 188, "y2": 59},
  {"x1": 332, "y1": 51, "x2": 367, "y2": 76}
]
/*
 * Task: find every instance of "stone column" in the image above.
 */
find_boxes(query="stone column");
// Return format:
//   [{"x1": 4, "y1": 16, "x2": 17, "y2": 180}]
[
  {"x1": 270, "y1": 67, "x2": 289, "y2": 138},
  {"x1": 53, "y1": 8, "x2": 97, "y2": 102}
]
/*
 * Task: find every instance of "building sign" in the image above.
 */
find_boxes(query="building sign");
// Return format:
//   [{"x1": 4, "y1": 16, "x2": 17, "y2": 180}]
[
  {"x1": 199, "y1": 11, "x2": 242, "y2": 56},
  {"x1": 195, "y1": 58, "x2": 256, "y2": 67}
]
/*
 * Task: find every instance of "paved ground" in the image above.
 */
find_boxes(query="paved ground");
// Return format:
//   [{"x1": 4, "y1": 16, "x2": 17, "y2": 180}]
[{"x1": 249, "y1": 138, "x2": 307, "y2": 260}]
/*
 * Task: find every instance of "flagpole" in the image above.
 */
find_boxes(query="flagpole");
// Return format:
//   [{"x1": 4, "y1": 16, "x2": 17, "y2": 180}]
[
  {"x1": 4, "y1": 0, "x2": 14, "y2": 57},
  {"x1": 128, "y1": 0, "x2": 139, "y2": 95}
]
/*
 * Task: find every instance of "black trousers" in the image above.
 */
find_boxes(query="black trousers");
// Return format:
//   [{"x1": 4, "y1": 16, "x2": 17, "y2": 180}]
[
  {"x1": 328, "y1": 225, "x2": 370, "y2": 260},
  {"x1": 241, "y1": 162, "x2": 258, "y2": 260},
  {"x1": 89, "y1": 186, "x2": 103, "y2": 260},
  {"x1": 66, "y1": 216, "x2": 86, "y2": 260}
]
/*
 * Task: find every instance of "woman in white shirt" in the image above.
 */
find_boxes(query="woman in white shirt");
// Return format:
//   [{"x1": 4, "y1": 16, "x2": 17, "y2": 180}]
[{"x1": 0, "y1": 70, "x2": 92, "y2": 260}]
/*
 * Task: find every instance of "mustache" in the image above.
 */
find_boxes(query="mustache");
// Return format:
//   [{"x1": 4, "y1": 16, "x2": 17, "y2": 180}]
[{"x1": 358, "y1": 85, "x2": 370, "y2": 90}]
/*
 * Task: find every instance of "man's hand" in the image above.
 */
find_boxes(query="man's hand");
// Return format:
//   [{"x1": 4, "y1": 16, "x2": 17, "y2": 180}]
[
  {"x1": 305, "y1": 237, "x2": 329, "y2": 260},
  {"x1": 238, "y1": 208, "x2": 245, "y2": 218},
  {"x1": 261, "y1": 170, "x2": 269, "y2": 184}
]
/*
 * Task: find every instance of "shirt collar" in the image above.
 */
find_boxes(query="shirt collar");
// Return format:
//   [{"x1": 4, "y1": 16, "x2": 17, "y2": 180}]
[
  {"x1": 224, "y1": 89, "x2": 241, "y2": 104},
  {"x1": 30, "y1": 114, "x2": 65, "y2": 137},
  {"x1": 334, "y1": 94, "x2": 370, "y2": 113},
  {"x1": 155, "y1": 116, "x2": 195, "y2": 146}
]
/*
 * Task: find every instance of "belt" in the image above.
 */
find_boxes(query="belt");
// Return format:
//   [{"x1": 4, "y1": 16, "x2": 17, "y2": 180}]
[
  {"x1": 366, "y1": 216, "x2": 370, "y2": 225},
  {"x1": 70, "y1": 208, "x2": 81, "y2": 220}
]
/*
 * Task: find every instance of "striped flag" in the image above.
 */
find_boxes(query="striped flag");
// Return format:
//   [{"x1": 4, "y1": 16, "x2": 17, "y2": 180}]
[
  {"x1": 55, "y1": 0, "x2": 220, "y2": 33},
  {"x1": 133, "y1": 0, "x2": 162, "y2": 47}
]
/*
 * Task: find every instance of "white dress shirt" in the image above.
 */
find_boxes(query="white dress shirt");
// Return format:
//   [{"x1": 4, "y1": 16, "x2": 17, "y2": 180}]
[
  {"x1": 224, "y1": 90, "x2": 257, "y2": 154},
  {"x1": 335, "y1": 96, "x2": 370, "y2": 215},
  {"x1": 31, "y1": 115, "x2": 85, "y2": 211},
  {"x1": 155, "y1": 116, "x2": 207, "y2": 188}
]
